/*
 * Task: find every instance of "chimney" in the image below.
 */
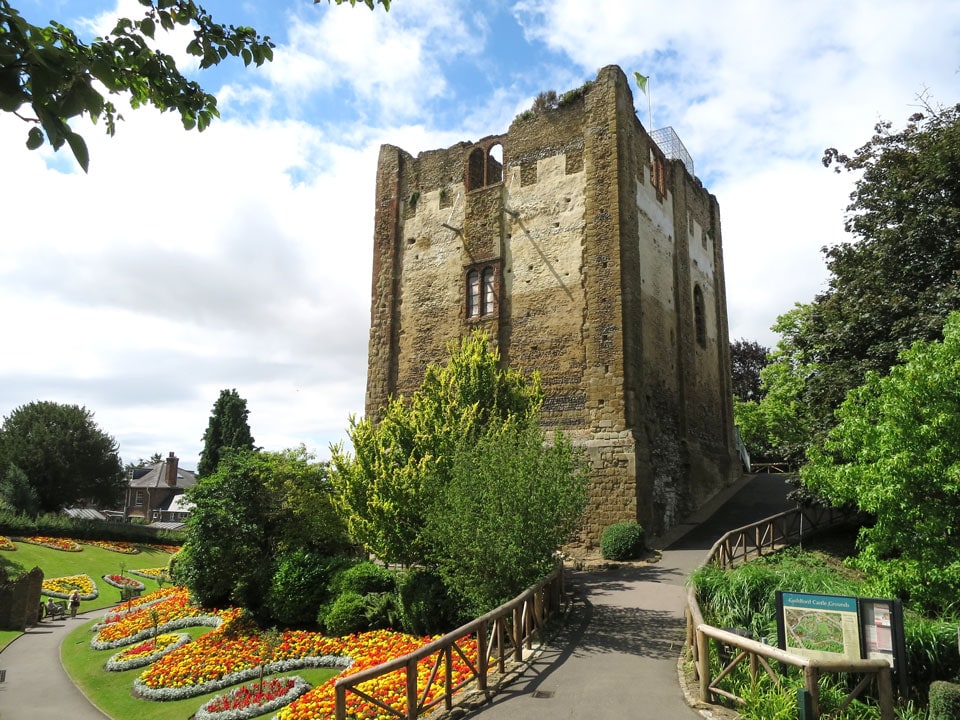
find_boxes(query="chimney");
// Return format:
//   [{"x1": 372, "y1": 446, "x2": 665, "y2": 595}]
[{"x1": 165, "y1": 452, "x2": 179, "y2": 487}]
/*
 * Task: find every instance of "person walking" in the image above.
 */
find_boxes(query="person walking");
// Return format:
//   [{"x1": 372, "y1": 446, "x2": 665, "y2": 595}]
[{"x1": 69, "y1": 589, "x2": 80, "y2": 618}]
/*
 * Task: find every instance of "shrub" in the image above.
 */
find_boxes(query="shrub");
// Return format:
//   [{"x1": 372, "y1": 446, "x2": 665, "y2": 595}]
[
  {"x1": 321, "y1": 592, "x2": 369, "y2": 636},
  {"x1": 600, "y1": 522, "x2": 645, "y2": 561},
  {"x1": 332, "y1": 561, "x2": 396, "y2": 596},
  {"x1": 396, "y1": 567, "x2": 461, "y2": 635},
  {"x1": 266, "y1": 551, "x2": 352, "y2": 626},
  {"x1": 930, "y1": 681, "x2": 960, "y2": 720}
]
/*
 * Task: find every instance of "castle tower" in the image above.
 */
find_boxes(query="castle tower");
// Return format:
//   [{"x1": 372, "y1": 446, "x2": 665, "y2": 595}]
[{"x1": 365, "y1": 65, "x2": 740, "y2": 545}]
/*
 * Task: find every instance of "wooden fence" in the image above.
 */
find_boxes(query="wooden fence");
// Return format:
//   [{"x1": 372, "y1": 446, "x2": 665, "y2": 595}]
[
  {"x1": 687, "y1": 507, "x2": 895, "y2": 719},
  {"x1": 707, "y1": 504, "x2": 851, "y2": 569},
  {"x1": 334, "y1": 562, "x2": 564, "y2": 720}
]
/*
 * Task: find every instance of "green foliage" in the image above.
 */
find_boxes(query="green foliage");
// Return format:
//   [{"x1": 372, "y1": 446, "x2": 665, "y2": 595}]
[
  {"x1": 693, "y1": 548, "x2": 864, "y2": 642},
  {"x1": 265, "y1": 550, "x2": 352, "y2": 627},
  {"x1": 929, "y1": 681, "x2": 960, "y2": 720},
  {"x1": 424, "y1": 419, "x2": 588, "y2": 617},
  {"x1": 321, "y1": 591, "x2": 370, "y2": 636},
  {"x1": 332, "y1": 330, "x2": 543, "y2": 565},
  {"x1": 176, "y1": 447, "x2": 348, "y2": 621},
  {"x1": 802, "y1": 312, "x2": 960, "y2": 613},
  {"x1": 396, "y1": 567, "x2": 460, "y2": 635},
  {"x1": 903, "y1": 613, "x2": 960, "y2": 691},
  {"x1": 750, "y1": 105, "x2": 960, "y2": 464},
  {"x1": 0, "y1": 464, "x2": 38, "y2": 515},
  {"x1": 599, "y1": 521, "x2": 646, "y2": 561},
  {"x1": 730, "y1": 339, "x2": 770, "y2": 403},
  {"x1": 0, "y1": 401, "x2": 125, "y2": 512},
  {"x1": 197, "y1": 388, "x2": 256, "y2": 478},
  {"x1": 0, "y1": 508, "x2": 183, "y2": 544},
  {"x1": 332, "y1": 561, "x2": 396, "y2": 595},
  {"x1": 1, "y1": 0, "x2": 389, "y2": 171},
  {"x1": 735, "y1": 304, "x2": 820, "y2": 465}
]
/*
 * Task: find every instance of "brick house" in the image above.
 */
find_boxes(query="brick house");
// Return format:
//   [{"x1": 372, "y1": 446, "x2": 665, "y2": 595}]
[{"x1": 124, "y1": 452, "x2": 197, "y2": 525}]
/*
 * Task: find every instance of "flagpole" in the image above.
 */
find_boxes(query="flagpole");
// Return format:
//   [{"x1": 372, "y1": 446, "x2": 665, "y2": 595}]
[{"x1": 647, "y1": 78, "x2": 653, "y2": 131}]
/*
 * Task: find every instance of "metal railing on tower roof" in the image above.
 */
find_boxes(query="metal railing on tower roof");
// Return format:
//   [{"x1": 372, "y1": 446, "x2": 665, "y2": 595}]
[{"x1": 651, "y1": 126, "x2": 694, "y2": 178}]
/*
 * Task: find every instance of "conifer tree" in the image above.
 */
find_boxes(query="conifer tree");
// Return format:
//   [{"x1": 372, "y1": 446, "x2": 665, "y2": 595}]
[{"x1": 197, "y1": 388, "x2": 255, "y2": 477}]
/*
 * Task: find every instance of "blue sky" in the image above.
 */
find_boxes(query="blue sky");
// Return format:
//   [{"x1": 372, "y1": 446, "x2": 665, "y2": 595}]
[{"x1": 2, "y1": 0, "x2": 959, "y2": 470}]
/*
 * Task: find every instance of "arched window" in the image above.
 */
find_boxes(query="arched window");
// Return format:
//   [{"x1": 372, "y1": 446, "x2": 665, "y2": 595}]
[
  {"x1": 466, "y1": 142, "x2": 505, "y2": 190},
  {"x1": 482, "y1": 267, "x2": 496, "y2": 315},
  {"x1": 693, "y1": 284, "x2": 706, "y2": 348},
  {"x1": 466, "y1": 269, "x2": 481, "y2": 318},
  {"x1": 465, "y1": 264, "x2": 498, "y2": 320},
  {"x1": 487, "y1": 144, "x2": 503, "y2": 185}
]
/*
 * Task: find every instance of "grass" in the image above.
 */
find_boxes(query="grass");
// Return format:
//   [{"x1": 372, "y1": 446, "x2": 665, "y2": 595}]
[
  {"x1": 1, "y1": 539, "x2": 174, "y2": 650},
  {"x1": 3, "y1": 538, "x2": 342, "y2": 719},
  {"x1": 61, "y1": 619, "x2": 340, "y2": 720}
]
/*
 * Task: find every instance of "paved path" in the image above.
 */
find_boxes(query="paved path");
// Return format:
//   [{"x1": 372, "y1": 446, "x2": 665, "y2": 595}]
[
  {"x1": 459, "y1": 472, "x2": 794, "y2": 720},
  {"x1": 0, "y1": 473, "x2": 793, "y2": 720},
  {"x1": 0, "y1": 611, "x2": 109, "y2": 720}
]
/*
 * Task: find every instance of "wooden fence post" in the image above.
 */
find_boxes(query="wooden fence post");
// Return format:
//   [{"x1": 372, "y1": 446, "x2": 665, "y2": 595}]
[
  {"x1": 804, "y1": 666, "x2": 820, "y2": 719},
  {"x1": 407, "y1": 657, "x2": 419, "y2": 720},
  {"x1": 697, "y1": 628, "x2": 710, "y2": 701},
  {"x1": 477, "y1": 620, "x2": 489, "y2": 693},
  {"x1": 877, "y1": 668, "x2": 895, "y2": 720}
]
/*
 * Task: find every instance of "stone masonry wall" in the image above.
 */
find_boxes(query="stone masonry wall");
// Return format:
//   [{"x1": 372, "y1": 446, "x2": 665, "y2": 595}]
[{"x1": 365, "y1": 65, "x2": 739, "y2": 547}]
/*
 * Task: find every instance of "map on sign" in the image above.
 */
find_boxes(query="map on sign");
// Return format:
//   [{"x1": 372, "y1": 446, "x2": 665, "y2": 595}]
[{"x1": 777, "y1": 592, "x2": 862, "y2": 662}]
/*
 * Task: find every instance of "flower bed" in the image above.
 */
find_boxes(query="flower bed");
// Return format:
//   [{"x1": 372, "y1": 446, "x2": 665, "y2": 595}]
[
  {"x1": 42, "y1": 574, "x2": 98, "y2": 600},
  {"x1": 142, "y1": 543, "x2": 181, "y2": 554},
  {"x1": 91, "y1": 588, "x2": 238, "y2": 650},
  {"x1": 81, "y1": 539, "x2": 140, "y2": 554},
  {"x1": 128, "y1": 567, "x2": 170, "y2": 582},
  {"x1": 20, "y1": 535, "x2": 82, "y2": 551},
  {"x1": 105, "y1": 633, "x2": 191, "y2": 671},
  {"x1": 0, "y1": 536, "x2": 14, "y2": 551},
  {"x1": 195, "y1": 676, "x2": 311, "y2": 720},
  {"x1": 102, "y1": 574, "x2": 146, "y2": 591}
]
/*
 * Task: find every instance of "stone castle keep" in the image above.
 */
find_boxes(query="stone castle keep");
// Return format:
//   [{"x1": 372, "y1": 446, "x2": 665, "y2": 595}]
[{"x1": 365, "y1": 65, "x2": 740, "y2": 545}]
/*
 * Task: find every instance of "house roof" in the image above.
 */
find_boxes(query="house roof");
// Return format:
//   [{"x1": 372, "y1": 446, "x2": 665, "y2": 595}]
[
  {"x1": 155, "y1": 493, "x2": 195, "y2": 513},
  {"x1": 128, "y1": 458, "x2": 197, "y2": 490},
  {"x1": 63, "y1": 507, "x2": 108, "y2": 521}
]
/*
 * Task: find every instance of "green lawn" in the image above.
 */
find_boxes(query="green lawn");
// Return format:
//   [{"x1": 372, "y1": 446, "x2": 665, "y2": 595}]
[
  {"x1": 2, "y1": 539, "x2": 341, "y2": 719},
  {"x1": 1, "y1": 539, "x2": 174, "y2": 650}
]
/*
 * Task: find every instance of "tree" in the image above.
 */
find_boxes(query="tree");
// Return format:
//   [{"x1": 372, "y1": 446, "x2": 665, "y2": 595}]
[
  {"x1": 747, "y1": 103, "x2": 960, "y2": 464},
  {"x1": 124, "y1": 452, "x2": 163, "y2": 476},
  {"x1": 730, "y1": 338, "x2": 770, "y2": 403},
  {"x1": 802, "y1": 312, "x2": 960, "y2": 613},
  {"x1": 734, "y1": 305, "x2": 818, "y2": 466},
  {"x1": 331, "y1": 331, "x2": 543, "y2": 566},
  {"x1": 197, "y1": 388, "x2": 255, "y2": 477},
  {"x1": 0, "y1": 464, "x2": 38, "y2": 515},
  {"x1": 424, "y1": 419, "x2": 587, "y2": 616},
  {"x1": 1, "y1": 0, "x2": 390, "y2": 171},
  {"x1": 0, "y1": 401, "x2": 125, "y2": 512},
  {"x1": 175, "y1": 446, "x2": 348, "y2": 619}
]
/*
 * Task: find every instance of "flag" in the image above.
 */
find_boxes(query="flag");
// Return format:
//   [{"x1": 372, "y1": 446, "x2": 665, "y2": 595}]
[{"x1": 633, "y1": 71, "x2": 649, "y2": 95}]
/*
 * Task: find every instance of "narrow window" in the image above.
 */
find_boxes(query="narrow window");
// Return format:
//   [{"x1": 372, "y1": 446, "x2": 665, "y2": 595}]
[
  {"x1": 466, "y1": 269, "x2": 480, "y2": 317},
  {"x1": 467, "y1": 147, "x2": 485, "y2": 191},
  {"x1": 134, "y1": 489, "x2": 144, "y2": 507},
  {"x1": 482, "y1": 267, "x2": 496, "y2": 315},
  {"x1": 693, "y1": 284, "x2": 706, "y2": 348},
  {"x1": 487, "y1": 144, "x2": 503, "y2": 185}
]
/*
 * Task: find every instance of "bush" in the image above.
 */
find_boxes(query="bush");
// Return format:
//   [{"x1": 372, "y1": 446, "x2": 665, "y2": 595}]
[
  {"x1": 266, "y1": 551, "x2": 352, "y2": 626},
  {"x1": 397, "y1": 567, "x2": 461, "y2": 635},
  {"x1": 322, "y1": 591, "x2": 369, "y2": 636},
  {"x1": 930, "y1": 681, "x2": 960, "y2": 720},
  {"x1": 332, "y1": 561, "x2": 396, "y2": 596},
  {"x1": 600, "y1": 522, "x2": 645, "y2": 561}
]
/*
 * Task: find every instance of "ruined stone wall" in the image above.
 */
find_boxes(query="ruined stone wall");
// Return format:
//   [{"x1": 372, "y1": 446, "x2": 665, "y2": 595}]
[
  {"x1": 0, "y1": 566, "x2": 43, "y2": 630},
  {"x1": 365, "y1": 65, "x2": 739, "y2": 546}
]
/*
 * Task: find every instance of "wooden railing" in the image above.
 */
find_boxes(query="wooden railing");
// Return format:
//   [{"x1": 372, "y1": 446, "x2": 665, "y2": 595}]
[
  {"x1": 334, "y1": 562, "x2": 564, "y2": 720},
  {"x1": 707, "y1": 504, "x2": 851, "y2": 569},
  {"x1": 750, "y1": 462, "x2": 793, "y2": 474},
  {"x1": 687, "y1": 507, "x2": 895, "y2": 720}
]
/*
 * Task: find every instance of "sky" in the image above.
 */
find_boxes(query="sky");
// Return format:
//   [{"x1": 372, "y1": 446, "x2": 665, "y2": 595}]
[{"x1": 2, "y1": 0, "x2": 959, "y2": 470}]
